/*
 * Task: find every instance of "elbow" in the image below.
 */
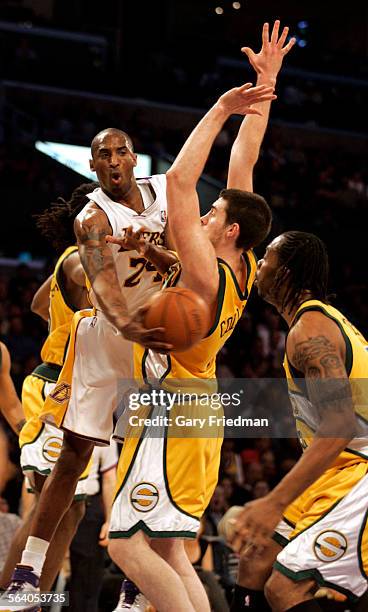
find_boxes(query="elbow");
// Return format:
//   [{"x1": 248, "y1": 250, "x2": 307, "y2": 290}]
[
  {"x1": 30, "y1": 299, "x2": 39, "y2": 315},
  {"x1": 166, "y1": 168, "x2": 182, "y2": 187}
]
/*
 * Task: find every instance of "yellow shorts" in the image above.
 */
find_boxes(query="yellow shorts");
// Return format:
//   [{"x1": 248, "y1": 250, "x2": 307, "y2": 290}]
[
  {"x1": 109, "y1": 403, "x2": 223, "y2": 539},
  {"x1": 274, "y1": 460, "x2": 368, "y2": 600},
  {"x1": 20, "y1": 365, "x2": 90, "y2": 498}
]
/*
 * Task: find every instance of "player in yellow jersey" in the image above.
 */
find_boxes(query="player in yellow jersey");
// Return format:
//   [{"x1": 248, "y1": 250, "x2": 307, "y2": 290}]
[
  {"x1": 233, "y1": 231, "x2": 368, "y2": 611},
  {"x1": 105, "y1": 20, "x2": 294, "y2": 612},
  {"x1": 105, "y1": 80, "x2": 278, "y2": 612},
  {"x1": 0, "y1": 183, "x2": 96, "y2": 596}
]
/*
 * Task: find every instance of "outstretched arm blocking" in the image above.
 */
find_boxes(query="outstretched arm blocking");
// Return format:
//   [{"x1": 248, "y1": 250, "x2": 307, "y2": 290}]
[
  {"x1": 167, "y1": 83, "x2": 275, "y2": 303},
  {"x1": 228, "y1": 21, "x2": 295, "y2": 191}
]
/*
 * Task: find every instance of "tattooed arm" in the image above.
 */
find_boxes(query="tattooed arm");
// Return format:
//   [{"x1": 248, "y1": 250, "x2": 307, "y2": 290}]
[
  {"x1": 232, "y1": 311, "x2": 357, "y2": 549},
  {"x1": 75, "y1": 203, "x2": 128, "y2": 326},
  {"x1": 74, "y1": 203, "x2": 172, "y2": 350},
  {"x1": 265, "y1": 312, "x2": 356, "y2": 506}
]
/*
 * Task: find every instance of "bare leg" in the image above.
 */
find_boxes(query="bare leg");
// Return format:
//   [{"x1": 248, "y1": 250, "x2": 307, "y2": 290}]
[
  {"x1": 29, "y1": 433, "x2": 93, "y2": 542},
  {"x1": 265, "y1": 569, "x2": 318, "y2": 611},
  {"x1": 0, "y1": 473, "x2": 85, "y2": 591},
  {"x1": 0, "y1": 501, "x2": 36, "y2": 588},
  {"x1": 151, "y1": 538, "x2": 210, "y2": 612},
  {"x1": 237, "y1": 539, "x2": 281, "y2": 589},
  {"x1": 108, "y1": 533, "x2": 196, "y2": 612},
  {"x1": 40, "y1": 498, "x2": 85, "y2": 590}
]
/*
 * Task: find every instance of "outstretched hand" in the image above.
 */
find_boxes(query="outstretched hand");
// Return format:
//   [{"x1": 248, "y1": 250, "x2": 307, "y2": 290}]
[
  {"x1": 242, "y1": 20, "x2": 296, "y2": 80},
  {"x1": 216, "y1": 82, "x2": 276, "y2": 118},
  {"x1": 106, "y1": 226, "x2": 148, "y2": 255}
]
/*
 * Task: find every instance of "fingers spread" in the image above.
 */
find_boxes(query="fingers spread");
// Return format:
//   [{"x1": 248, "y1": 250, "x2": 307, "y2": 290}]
[
  {"x1": 262, "y1": 22, "x2": 269, "y2": 47},
  {"x1": 271, "y1": 19, "x2": 280, "y2": 44},
  {"x1": 283, "y1": 37, "x2": 296, "y2": 55},
  {"x1": 277, "y1": 26, "x2": 289, "y2": 48}
]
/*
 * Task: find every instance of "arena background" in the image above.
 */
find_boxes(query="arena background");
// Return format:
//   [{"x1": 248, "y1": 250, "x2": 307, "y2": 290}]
[{"x1": 0, "y1": 1, "x2": 367, "y2": 610}]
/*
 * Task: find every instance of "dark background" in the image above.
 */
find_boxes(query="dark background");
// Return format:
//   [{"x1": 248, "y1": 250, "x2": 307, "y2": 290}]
[{"x1": 0, "y1": 4, "x2": 367, "y2": 607}]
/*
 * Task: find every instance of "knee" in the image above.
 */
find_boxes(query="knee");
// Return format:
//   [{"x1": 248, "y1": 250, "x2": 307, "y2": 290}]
[
  {"x1": 237, "y1": 544, "x2": 276, "y2": 589},
  {"x1": 265, "y1": 570, "x2": 309, "y2": 611},
  {"x1": 69, "y1": 499, "x2": 86, "y2": 524},
  {"x1": 108, "y1": 539, "x2": 133, "y2": 572},
  {"x1": 264, "y1": 571, "x2": 286, "y2": 610}
]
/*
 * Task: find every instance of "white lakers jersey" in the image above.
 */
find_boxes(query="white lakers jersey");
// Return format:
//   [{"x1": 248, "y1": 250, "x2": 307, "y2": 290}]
[{"x1": 87, "y1": 175, "x2": 167, "y2": 314}]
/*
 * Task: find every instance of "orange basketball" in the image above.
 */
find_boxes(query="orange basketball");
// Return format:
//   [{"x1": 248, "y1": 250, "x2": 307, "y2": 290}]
[{"x1": 144, "y1": 287, "x2": 210, "y2": 352}]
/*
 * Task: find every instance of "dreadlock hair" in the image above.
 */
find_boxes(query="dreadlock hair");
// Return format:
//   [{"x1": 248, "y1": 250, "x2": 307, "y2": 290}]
[
  {"x1": 273, "y1": 231, "x2": 329, "y2": 314},
  {"x1": 34, "y1": 182, "x2": 99, "y2": 254},
  {"x1": 220, "y1": 188, "x2": 272, "y2": 251}
]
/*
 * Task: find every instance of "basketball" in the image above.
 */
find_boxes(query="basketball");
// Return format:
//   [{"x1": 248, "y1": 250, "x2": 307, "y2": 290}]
[{"x1": 143, "y1": 287, "x2": 210, "y2": 352}]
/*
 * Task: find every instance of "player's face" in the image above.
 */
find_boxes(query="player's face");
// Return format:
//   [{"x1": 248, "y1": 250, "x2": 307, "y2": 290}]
[
  {"x1": 200, "y1": 198, "x2": 228, "y2": 247},
  {"x1": 90, "y1": 133, "x2": 137, "y2": 198},
  {"x1": 256, "y1": 237, "x2": 284, "y2": 305}
]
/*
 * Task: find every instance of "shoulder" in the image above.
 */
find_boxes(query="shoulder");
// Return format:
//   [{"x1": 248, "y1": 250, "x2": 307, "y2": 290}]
[
  {"x1": 287, "y1": 311, "x2": 345, "y2": 368},
  {"x1": 74, "y1": 202, "x2": 110, "y2": 238},
  {"x1": 289, "y1": 311, "x2": 344, "y2": 346}
]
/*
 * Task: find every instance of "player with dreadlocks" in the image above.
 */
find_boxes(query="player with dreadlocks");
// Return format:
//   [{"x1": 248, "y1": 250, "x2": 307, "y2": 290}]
[
  {"x1": 0, "y1": 182, "x2": 96, "y2": 594},
  {"x1": 231, "y1": 231, "x2": 368, "y2": 611}
]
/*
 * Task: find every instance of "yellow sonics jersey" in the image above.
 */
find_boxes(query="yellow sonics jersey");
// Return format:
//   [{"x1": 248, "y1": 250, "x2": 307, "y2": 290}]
[
  {"x1": 40, "y1": 246, "x2": 79, "y2": 367},
  {"x1": 135, "y1": 251, "x2": 257, "y2": 394},
  {"x1": 284, "y1": 299, "x2": 368, "y2": 466}
]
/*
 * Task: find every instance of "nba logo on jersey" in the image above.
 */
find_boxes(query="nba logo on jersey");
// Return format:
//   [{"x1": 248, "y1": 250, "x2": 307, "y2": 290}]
[
  {"x1": 244, "y1": 595, "x2": 250, "y2": 607},
  {"x1": 161, "y1": 210, "x2": 167, "y2": 223}
]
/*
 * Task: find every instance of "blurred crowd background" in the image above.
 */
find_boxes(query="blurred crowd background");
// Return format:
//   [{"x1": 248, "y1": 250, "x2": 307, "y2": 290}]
[{"x1": 0, "y1": 0, "x2": 367, "y2": 609}]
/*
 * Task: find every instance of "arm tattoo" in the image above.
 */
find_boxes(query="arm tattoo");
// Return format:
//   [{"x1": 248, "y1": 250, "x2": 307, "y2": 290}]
[
  {"x1": 77, "y1": 213, "x2": 112, "y2": 284},
  {"x1": 292, "y1": 335, "x2": 354, "y2": 422},
  {"x1": 293, "y1": 336, "x2": 341, "y2": 375}
]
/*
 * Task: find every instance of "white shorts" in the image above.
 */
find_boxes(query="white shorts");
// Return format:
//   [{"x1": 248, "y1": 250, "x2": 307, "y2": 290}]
[
  {"x1": 275, "y1": 473, "x2": 368, "y2": 600},
  {"x1": 62, "y1": 315, "x2": 136, "y2": 445},
  {"x1": 21, "y1": 421, "x2": 87, "y2": 499},
  {"x1": 109, "y1": 405, "x2": 222, "y2": 539}
]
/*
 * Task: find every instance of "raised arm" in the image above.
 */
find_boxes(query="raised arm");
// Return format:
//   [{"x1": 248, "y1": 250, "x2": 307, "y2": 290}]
[
  {"x1": 166, "y1": 83, "x2": 275, "y2": 304},
  {"x1": 31, "y1": 275, "x2": 52, "y2": 321},
  {"x1": 233, "y1": 312, "x2": 356, "y2": 550},
  {"x1": 227, "y1": 21, "x2": 295, "y2": 191},
  {"x1": 0, "y1": 343, "x2": 25, "y2": 435},
  {"x1": 75, "y1": 204, "x2": 171, "y2": 350}
]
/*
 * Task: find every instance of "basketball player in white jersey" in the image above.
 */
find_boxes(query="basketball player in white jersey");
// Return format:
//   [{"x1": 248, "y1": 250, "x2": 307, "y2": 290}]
[{"x1": 0, "y1": 127, "x2": 176, "y2": 609}]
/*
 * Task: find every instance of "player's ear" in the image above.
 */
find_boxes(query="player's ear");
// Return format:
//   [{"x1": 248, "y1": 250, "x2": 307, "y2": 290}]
[
  {"x1": 227, "y1": 223, "x2": 240, "y2": 241},
  {"x1": 132, "y1": 153, "x2": 138, "y2": 167},
  {"x1": 89, "y1": 158, "x2": 95, "y2": 172}
]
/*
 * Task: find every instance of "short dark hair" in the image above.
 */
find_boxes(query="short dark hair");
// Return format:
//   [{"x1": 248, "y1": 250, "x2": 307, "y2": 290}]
[
  {"x1": 220, "y1": 188, "x2": 272, "y2": 251},
  {"x1": 273, "y1": 231, "x2": 329, "y2": 313},
  {"x1": 34, "y1": 182, "x2": 99, "y2": 253},
  {"x1": 91, "y1": 128, "x2": 134, "y2": 157}
]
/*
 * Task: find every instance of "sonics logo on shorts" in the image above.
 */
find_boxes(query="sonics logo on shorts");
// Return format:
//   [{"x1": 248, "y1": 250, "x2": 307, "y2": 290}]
[
  {"x1": 130, "y1": 483, "x2": 159, "y2": 512},
  {"x1": 313, "y1": 530, "x2": 348, "y2": 562},
  {"x1": 49, "y1": 382, "x2": 71, "y2": 404},
  {"x1": 42, "y1": 436, "x2": 62, "y2": 462}
]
